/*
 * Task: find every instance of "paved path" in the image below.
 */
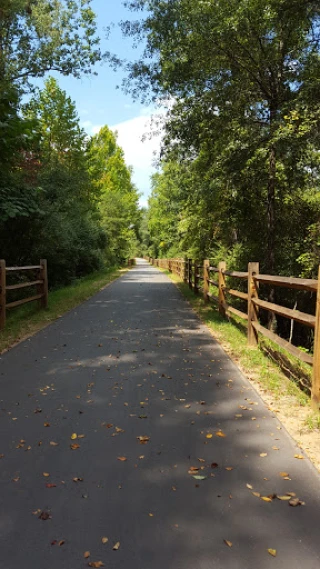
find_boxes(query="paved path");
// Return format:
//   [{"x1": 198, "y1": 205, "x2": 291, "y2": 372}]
[{"x1": 0, "y1": 259, "x2": 320, "y2": 569}]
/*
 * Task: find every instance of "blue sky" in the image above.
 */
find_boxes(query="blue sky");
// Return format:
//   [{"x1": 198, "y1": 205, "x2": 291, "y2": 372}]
[{"x1": 44, "y1": 1, "x2": 163, "y2": 206}]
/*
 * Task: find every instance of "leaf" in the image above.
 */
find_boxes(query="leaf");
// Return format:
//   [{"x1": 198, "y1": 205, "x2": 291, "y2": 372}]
[
  {"x1": 84, "y1": 551, "x2": 90, "y2": 559},
  {"x1": 279, "y1": 472, "x2": 289, "y2": 477},
  {"x1": 211, "y1": 462, "x2": 219, "y2": 469},
  {"x1": 137, "y1": 436, "x2": 150, "y2": 444},
  {"x1": 50, "y1": 441, "x2": 59, "y2": 446},
  {"x1": 206, "y1": 434, "x2": 213, "y2": 439},
  {"x1": 88, "y1": 562, "x2": 104, "y2": 568},
  {"x1": 224, "y1": 540, "x2": 232, "y2": 547},
  {"x1": 73, "y1": 477, "x2": 83, "y2": 482},
  {"x1": 259, "y1": 453, "x2": 267, "y2": 457},
  {"x1": 268, "y1": 549, "x2": 277, "y2": 557},
  {"x1": 113, "y1": 541, "x2": 120, "y2": 550},
  {"x1": 261, "y1": 496, "x2": 272, "y2": 502},
  {"x1": 38, "y1": 510, "x2": 51, "y2": 520},
  {"x1": 192, "y1": 475, "x2": 207, "y2": 480},
  {"x1": 246, "y1": 484, "x2": 253, "y2": 490},
  {"x1": 252, "y1": 491, "x2": 261, "y2": 498},
  {"x1": 44, "y1": 422, "x2": 50, "y2": 427},
  {"x1": 294, "y1": 454, "x2": 304, "y2": 460},
  {"x1": 189, "y1": 466, "x2": 199, "y2": 471},
  {"x1": 101, "y1": 537, "x2": 108, "y2": 544},
  {"x1": 43, "y1": 472, "x2": 50, "y2": 477},
  {"x1": 58, "y1": 540, "x2": 65, "y2": 546},
  {"x1": 46, "y1": 483, "x2": 56, "y2": 488},
  {"x1": 70, "y1": 443, "x2": 80, "y2": 450},
  {"x1": 216, "y1": 431, "x2": 226, "y2": 437},
  {"x1": 289, "y1": 498, "x2": 304, "y2": 507},
  {"x1": 117, "y1": 456, "x2": 127, "y2": 461},
  {"x1": 71, "y1": 433, "x2": 78, "y2": 440},
  {"x1": 277, "y1": 495, "x2": 291, "y2": 501},
  {"x1": 225, "y1": 467, "x2": 233, "y2": 471},
  {"x1": 198, "y1": 458, "x2": 206, "y2": 463}
]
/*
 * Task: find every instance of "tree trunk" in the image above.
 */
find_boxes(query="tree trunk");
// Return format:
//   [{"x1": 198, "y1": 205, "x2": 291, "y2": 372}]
[{"x1": 267, "y1": 106, "x2": 277, "y2": 329}]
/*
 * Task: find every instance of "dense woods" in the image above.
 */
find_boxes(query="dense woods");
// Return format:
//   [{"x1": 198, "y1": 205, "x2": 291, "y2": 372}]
[{"x1": 0, "y1": 1, "x2": 140, "y2": 288}]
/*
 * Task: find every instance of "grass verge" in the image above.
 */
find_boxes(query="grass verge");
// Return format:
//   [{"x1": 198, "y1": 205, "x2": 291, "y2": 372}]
[
  {"x1": 0, "y1": 266, "x2": 126, "y2": 354},
  {"x1": 161, "y1": 269, "x2": 320, "y2": 469}
]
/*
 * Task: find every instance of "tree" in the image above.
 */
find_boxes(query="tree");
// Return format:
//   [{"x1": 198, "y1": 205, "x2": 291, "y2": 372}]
[
  {"x1": 0, "y1": 0, "x2": 100, "y2": 89},
  {"x1": 122, "y1": 0, "x2": 320, "y2": 276}
]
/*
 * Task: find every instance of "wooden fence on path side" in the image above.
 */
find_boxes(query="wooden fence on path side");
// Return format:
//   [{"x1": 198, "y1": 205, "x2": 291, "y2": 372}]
[
  {"x1": 0, "y1": 260, "x2": 48, "y2": 330},
  {"x1": 146, "y1": 257, "x2": 320, "y2": 411}
]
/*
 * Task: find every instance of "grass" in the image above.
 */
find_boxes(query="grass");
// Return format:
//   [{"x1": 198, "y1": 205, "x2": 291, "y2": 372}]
[
  {"x1": 162, "y1": 269, "x2": 312, "y2": 409},
  {"x1": 0, "y1": 266, "x2": 126, "y2": 354}
]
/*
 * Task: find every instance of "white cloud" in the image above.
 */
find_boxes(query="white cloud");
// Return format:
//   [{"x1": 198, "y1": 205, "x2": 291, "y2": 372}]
[{"x1": 111, "y1": 111, "x2": 165, "y2": 203}]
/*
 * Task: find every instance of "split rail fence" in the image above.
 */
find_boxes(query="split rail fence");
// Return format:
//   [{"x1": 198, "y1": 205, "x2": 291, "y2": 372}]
[
  {"x1": 147, "y1": 257, "x2": 320, "y2": 410},
  {"x1": 0, "y1": 260, "x2": 48, "y2": 330}
]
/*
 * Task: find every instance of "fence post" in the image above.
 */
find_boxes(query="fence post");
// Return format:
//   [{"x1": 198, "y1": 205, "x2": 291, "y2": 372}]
[
  {"x1": 188, "y1": 259, "x2": 192, "y2": 289},
  {"x1": 247, "y1": 262, "x2": 259, "y2": 346},
  {"x1": 203, "y1": 260, "x2": 210, "y2": 303},
  {"x1": 218, "y1": 261, "x2": 227, "y2": 316},
  {"x1": 311, "y1": 266, "x2": 320, "y2": 411},
  {"x1": 40, "y1": 259, "x2": 48, "y2": 309},
  {"x1": 0, "y1": 260, "x2": 6, "y2": 330},
  {"x1": 194, "y1": 259, "x2": 199, "y2": 294},
  {"x1": 183, "y1": 257, "x2": 188, "y2": 283}
]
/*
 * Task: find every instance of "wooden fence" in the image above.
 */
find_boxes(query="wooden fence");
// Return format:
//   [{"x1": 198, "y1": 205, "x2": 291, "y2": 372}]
[
  {"x1": 147, "y1": 257, "x2": 320, "y2": 410},
  {"x1": 0, "y1": 260, "x2": 48, "y2": 330}
]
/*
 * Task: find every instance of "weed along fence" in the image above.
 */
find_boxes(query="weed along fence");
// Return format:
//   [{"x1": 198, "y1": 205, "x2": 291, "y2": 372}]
[
  {"x1": 0, "y1": 260, "x2": 48, "y2": 330},
  {"x1": 147, "y1": 257, "x2": 320, "y2": 411}
]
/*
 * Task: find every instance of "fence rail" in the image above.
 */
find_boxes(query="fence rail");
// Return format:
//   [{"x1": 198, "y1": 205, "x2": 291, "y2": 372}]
[
  {"x1": 147, "y1": 256, "x2": 320, "y2": 411},
  {"x1": 0, "y1": 260, "x2": 48, "y2": 330}
]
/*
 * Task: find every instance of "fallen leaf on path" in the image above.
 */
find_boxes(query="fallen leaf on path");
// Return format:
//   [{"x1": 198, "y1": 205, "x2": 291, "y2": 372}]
[
  {"x1": 198, "y1": 458, "x2": 205, "y2": 463},
  {"x1": 71, "y1": 433, "x2": 78, "y2": 440},
  {"x1": 216, "y1": 431, "x2": 226, "y2": 438},
  {"x1": 78, "y1": 434, "x2": 85, "y2": 439},
  {"x1": 101, "y1": 537, "x2": 108, "y2": 544},
  {"x1": 268, "y1": 549, "x2": 277, "y2": 557},
  {"x1": 113, "y1": 542, "x2": 120, "y2": 550},
  {"x1": 50, "y1": 441, "x2": 58, "y2": 446},
  {"x1": 246, "y1": 484, "x2": 253, "y2": 490},
  {"x1": 70, "y1": 444, "x2": 80, "y2": 450},
  {"x1": 117, "y1": 456, "x2": 127, "y2": 462},
  {"x1": 277, "y1": 495, "x2": 291, "y2": 501},
  {"x1": 58, "y1": 540, "x2": 65, "y2": 546},
  {"x1": 72, "y1": 477, "x2": 83, "y2": 482},
  {"x1": 225, "y1": 467, "x2": 233, "y2": 471},
  {"x1": 252, "y1": 491, "x2": 261, "y2": 498},
  {"x1": 260, "y1": 453, "x2": 268, "y2": 457},
  {"x1": 224, "y1": 540, "x2": 232, "y2": 547},
  {"x1": 289, "y1": 498, "x2": 305, "y2": 507},
  {"x1": 261, "y1": 496, "x2": 273, "y2": 502},
  {"x1": 38, "y1": 510, "x2": 51, "y2": 520},
  {"x1": 211, "y1": 463, "x2": 219, "y2": 469},
  {"x1": 84, "y1": 551, "x2": 90, "y2": 559},
  {"x1": 192, "y1": 475, "x2": 207, "y2": 480},
  {"x1": 44, "y1": 423, "x2": 50, "y2": 427},
  {"x1": 294, "y1": 454, "x2": 304, "y2": 460},
  {"x1": 206, "y1": 434, "x2": 213, "y2": 439},
  {"x1": 46, "y1": 483, "x2": 56, "y2": 488},
  {"x1": 43, "y1": 472, "x2": 50, "y2": 477},
  {"x1": 88, "y1": 562, "x2": 104, "y2": 568},
  {"x1": 279, "y1": 472, "x2": 289, "y2": 477},
  {"x1": 137, "y1": 436, "x2": 150, "y2": 444}
]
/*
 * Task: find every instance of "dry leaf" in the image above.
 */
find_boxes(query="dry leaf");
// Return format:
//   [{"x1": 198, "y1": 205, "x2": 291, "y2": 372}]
[
  {"x1": 71, "y1": 433, "x2": 78, "y2": 440},
  {"x1": 84, "y1": 551, "x2": 90, "y2": 559},
  {"x1": 50, "y1": 441, "x2": 58, "y2": 446},
  {"x1": 117, "y1": 456, "x2": 127, "y2": 462},
  {"x1": 43, "y1": 472, "x2": 50, "y2": 477},
  {"x1": 225, "y1": 467, "x2": 233, "y2": 471},
  {"x1": 137, "y1": 436, "x2": 150, "y2": 444},
  {"x1": 88, "y1": 562, "x2": 104, "y2": 568},
  {"x1": 44, "y1": 422, "x2": 50, "y2": 427},
  {"x1": 260, "y1": 453, "x2": 268, "y2": 457},
  {"x1": 113, "y1": 541, "x2": 120, "y2": 550},
  {"x1": 279, "y1": 472, "x2": 289, "y2": 477},
  {"x1": 224, "y1": 540, "x2": 232, "y2": 547},
  {"x1": 206, "y1": 434, "x2": 213, "y2": 439},
  {"x1": 277, "y1": 495, "x2": 291, "y2": 501},
  {"x1": 216, "y1": 431, "x2": 226, "y2": 438},
  {"x1": 211, "y1": 462, "x2": 219, "y2": 469},
  {"x1": 294, "y1": 454, "x2": 304, "y2": 460},
  {"x1": 46, "y1": 483, "x2": 56, "y2": 488},
  {"x1": 252, "y1": 491, "x2": 261, "y2": 498},
  {"x1": 289, "y1": 498, "x2": 304, "y2": 507},
  {"x1": 101, "y1": 537, "x2": 108, "y2": 544},
  {"x1": 198, "y1": 458, "x2": 206, "y2": 463},
  {"x1": 70, "y1": 443, "x2": 80, "y2": 450},
  {"x1": 78, "y1": 434, "x2": 85, "y2": 439},
  {"x1": 246, "y1": 483, "x2": 253, "y2": 490},
  {"x1": 268, "y1": 549, "x2": 277, "y2": 557},
  {"x1": 261, "y1": 496, "x2": 272, "y2": 502},
  {"x1": 73, "y1": 477, "x2": 83, "y2": 482},
  {"x1": 58, "y1": 540, "x2": 65, "y2": 546}
]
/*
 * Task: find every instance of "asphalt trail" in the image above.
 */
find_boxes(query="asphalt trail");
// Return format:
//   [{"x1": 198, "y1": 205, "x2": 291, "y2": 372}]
[{"x1": 0, "y1": 259, "x2": 319, "y2": 569}]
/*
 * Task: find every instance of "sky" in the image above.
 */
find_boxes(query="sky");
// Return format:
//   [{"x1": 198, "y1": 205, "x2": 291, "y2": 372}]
[{"x1": 44, "y1": 1, "x2": 163, "y2": 207}]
